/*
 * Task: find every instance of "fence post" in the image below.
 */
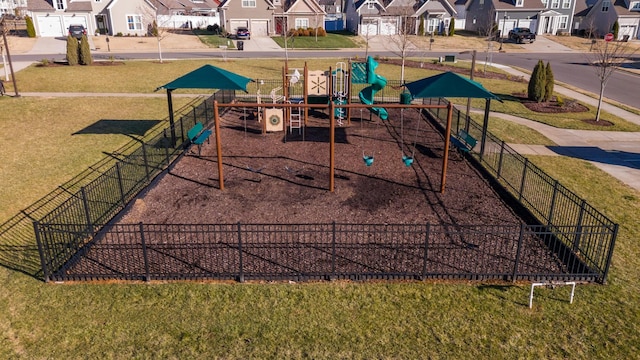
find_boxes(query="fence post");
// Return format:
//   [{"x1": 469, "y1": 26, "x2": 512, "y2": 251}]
[
  {"x1": 80, "y1": 187, "x2": 94, "y2": 235},
  {"x1": 518, "y1": 158, "x2": 529, "y2": 201},
  {"x1": 163, "y1": 129, "x2": 171, "y2": 167},
  {"x1": 512, "y1": 223, "x2": 526, "y2": 282},
  {"x1": 180, "y1": 116, "x2": 185, "y2": 144},
  {"x1": 455, "y1": 110, "x2": 460, "y2": 134},
  {"x1": 548, "y1": 180, "x2": 560, "y2": 226},
  {"x1": 496, "y1": 141, "x2": 505, "y2": 179},
  {"x1": 332, "y1": 221, "x2": 336, "y2": 276},
  {"x1": 573, "y1": 199, "x2": 586, "y2": 252},
  {"x1": 141, "y1": 142, "x2": 150, "y2": 182},
  {"x1": 115, "y1": 162, "x2": 126, "y2": 207},
  {"x1": 193, "y1": 106, "x2": 198, "y2": 126},
  {"x1": 139, "y1": 223, "x2": 150, "y2": 282},
  {"x1": 421, "y1": 223, "x2": 430, "y2": 280},
  {"x1": 33, "y1": 221, "x2": 50, "y2": 283},
  {"x1": 237, "y1": 222, "x2": 244, "y2": 283},
  {"x1": 204, "y1": 99, "x2": 209, "y2": 124},
  {"x1": 601, "y1": 224, "x2": 619, "y2": 284}
]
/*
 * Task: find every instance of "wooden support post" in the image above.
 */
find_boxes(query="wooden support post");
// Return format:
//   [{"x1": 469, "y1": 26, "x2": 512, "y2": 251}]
[
  {"x1": 214, "y1": 100, "x2": 224, "y2": 190},
  {"x1": 329, "y1": 100, "x2": 336, "y2": 192},
  {"x1": 440, "y1": 101, "x2": 454, "y2": 193},
  {"x1": 304, "y1": 62, "x2": 309, "y2": 125}
]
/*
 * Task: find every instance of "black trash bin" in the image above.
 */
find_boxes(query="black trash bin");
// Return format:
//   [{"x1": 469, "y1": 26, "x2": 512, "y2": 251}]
[{"x1": 237, "y1": 41, "x2": 244, "y2": 51}]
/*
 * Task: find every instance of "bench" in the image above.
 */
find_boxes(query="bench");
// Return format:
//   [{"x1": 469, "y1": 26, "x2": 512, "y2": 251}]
[
  {"x1": 187, "y1": 122, "x2": 213, "y2": 156},
  {"x1": 450, "y1": 129, "x2": 477, "y2": 153}
]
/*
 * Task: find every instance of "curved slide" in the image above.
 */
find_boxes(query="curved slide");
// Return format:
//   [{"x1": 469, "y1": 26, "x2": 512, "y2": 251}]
[{"x1": 358, "y1": 56, "x2": 388, "y2": 120}]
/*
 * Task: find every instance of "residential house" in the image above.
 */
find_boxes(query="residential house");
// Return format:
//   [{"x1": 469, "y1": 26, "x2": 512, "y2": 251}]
[
  {"x1": 218, "y1": 0, "x2": 324, "y2": 37},
  {"x1": 151, "y1": 0, "x2": 221, "y2": 29},
  {"x1": 577, "y1": 0, "x2": 640, "y2": 39},
  {"x1": 345, "y1": 0, "x2": 455, "y2": 36},
  {"x1": 319, "y1": 0, "x2": 344, "y2": 30},
  {"x1": 465, "y1": 0, "x2": 574, "y2": 36},
  {"x1": 446, "y1": 0, "x2": 472, "y2": 29},
  {"x1": 1, "y1": 0, "x2": 28, "y2": 16}
]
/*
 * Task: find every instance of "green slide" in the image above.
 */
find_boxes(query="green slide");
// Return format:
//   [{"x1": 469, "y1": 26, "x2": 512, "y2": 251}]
[{"x1": 358, "y1": 56, "x2": 388, "y2": 120}]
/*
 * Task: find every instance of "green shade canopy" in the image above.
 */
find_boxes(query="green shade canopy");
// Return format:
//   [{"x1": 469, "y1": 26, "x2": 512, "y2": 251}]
[
  {"x1": 156, "y1": 64, "x2": 253, "y2": 92},
  {"x1": 405, "y1": 71, "x2": 500, "y2": 100}
]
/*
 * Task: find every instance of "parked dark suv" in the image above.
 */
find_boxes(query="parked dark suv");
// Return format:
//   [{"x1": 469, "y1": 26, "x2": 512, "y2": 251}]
[{"x1": 68, "y1": 24, "x2": 87, "y2": 40}]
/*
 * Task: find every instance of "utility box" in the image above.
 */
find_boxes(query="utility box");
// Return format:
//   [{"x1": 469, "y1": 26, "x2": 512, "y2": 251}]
[
  {"x1": 400, "y1": 91, "x2": 412, "y2": 105},
  {"x1": 237, "y1": 41, "x2": 244, "y2": 51}
]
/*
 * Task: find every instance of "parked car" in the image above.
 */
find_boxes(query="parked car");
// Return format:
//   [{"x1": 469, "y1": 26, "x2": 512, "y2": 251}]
[
  {"x1": 508, "y1": 28, "x2": 535, "y2": 44},
  {"x1": 236, "y1": 27, "x2": 250, "y2": 40},
  {"x1": 68, "y1": 24, "x2": 87, "y2": 40}
]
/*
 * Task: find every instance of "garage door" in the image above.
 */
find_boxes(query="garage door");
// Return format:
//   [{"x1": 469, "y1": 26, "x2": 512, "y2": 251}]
[
  {"x1": 230, "y1": 20, "x2": 248, "y2": 33},
  {"x1": 360, "y1": 19, "x2": 378, "y2": 36},
  {"x1": 63, "y1": 15, "x2": 89, "y2": 35},
  {"x1": 250, "y1": 20, "x2": 268, "y2": 37},
  {"x1": 499, "y1": 20, "x2": 517, "y2": 38},
  {"x1": 619, "y1": 25, "x2": 636, "y2": 40},
  {"x1": 37, "y1": 15, "x2": 64, "y2": 37},
  {"x1": 380, "y1": 19, "x2": 396, "y2": 35}
]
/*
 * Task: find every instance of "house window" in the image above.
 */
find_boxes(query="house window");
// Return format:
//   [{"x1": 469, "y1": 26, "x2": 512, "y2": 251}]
[
  {"x1": 242, "y1": 0, "x2": 256, "y2": 7},
  {"x1": 479, "y1": 0, "x2": 484, "y2": 5},
  {"x1": 559, "y1": 15, "x2": 568, "y2": 28},
  {"x1": 541, "y1": 0, "x2": 548, "y2": 7},
  {"x1": 273, "y1": 0, "x2": 281, "y2": 4},
  {"x1": 516, "y1": 0, "x2": 524, "y2": 7},
  {"x1": 601, "y1": 0, "x2": 610, "y2": 11},
  {"x1": 632, "y1": 1, "x2": 640, "y2": 10},
  {"x1": 127, "y1": 15, "x2": 143, "y2": 31},
  {"x1": 295, "y1": 18, "x2": 309, "y2": 28},
  {"x1": 551, "y1": 0, "x2": 559, "y2": 8},
  {"x1": 368, "y1": 1, "x2": 375, "y2": 9},
  {"x1": 562, "y1": 0, "x2": 570, "y2": 8},
  {"x1": 55, "y1": 0, "x2": 65, "y2": 10}
]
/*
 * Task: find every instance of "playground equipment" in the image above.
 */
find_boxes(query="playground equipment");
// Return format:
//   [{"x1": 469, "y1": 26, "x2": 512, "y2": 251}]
[
  {"x1": 400, "y1": 109, "x2": 421, "y2": 167},
  {"x1": 332, "y1": 62, "x2": 349, "y2": 126},
  {"x1": 357, "y1": 56, "x2": 388, "y2": 121}
]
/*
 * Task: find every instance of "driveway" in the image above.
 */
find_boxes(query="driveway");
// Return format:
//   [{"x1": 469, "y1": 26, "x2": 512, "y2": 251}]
[
  {"x1": 235, "y1": 36, "x2": 282, "y2": 52},
  {"x1": 27, "y1": 36, "x2": 97, "y2": 56}
]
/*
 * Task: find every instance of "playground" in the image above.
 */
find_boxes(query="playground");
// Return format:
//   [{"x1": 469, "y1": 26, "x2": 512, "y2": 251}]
[{"x1": 33, "y1": 57, "x2": 615, "y2": 282}]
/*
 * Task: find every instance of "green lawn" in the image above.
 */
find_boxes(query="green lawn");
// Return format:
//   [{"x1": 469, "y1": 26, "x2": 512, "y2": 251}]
[
  {"x1": 1, "y1": 59, "x2": 640, "y2": 358},
  {"x1": 271, "y1": 32, "x2": 361, "y2": 49}
]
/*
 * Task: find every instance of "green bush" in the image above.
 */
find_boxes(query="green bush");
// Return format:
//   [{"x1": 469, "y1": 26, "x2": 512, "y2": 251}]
[
  {"x1": 556, "y1": 95, "x2": 564, "y2": 107},
  {"x1": 79, "y1": 35, "x2": 92, "y2": 65},
  {"x1": 612, "y1": 20, "x2": 619, "y2": 39},
  {"x1": 448, "y1": 18, "x2": 455, "y2": 36},
  {"x1": 544, "y1": 61, "x2": 554, "y2": 102},
  {"x1": 25, "y1": 16, "x2": 36, "y2": 38},
  {"x1": 418, "y1": 15, "x2": 425, "y2": 36},
  {"x1": 66, "y1": 36, "x2": 79, "y2": 66},
  {"x1": 150, "y1": 20, "x2": 159, "y2": 37},
  {"x1": 527, "y1": 59, "x2": 546, "y2": 102}
]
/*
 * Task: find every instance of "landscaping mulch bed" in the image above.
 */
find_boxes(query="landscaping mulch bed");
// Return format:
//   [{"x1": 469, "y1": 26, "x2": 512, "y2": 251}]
[{"x1": 63, "y1": 107, "x2": 568, "y2": 281}]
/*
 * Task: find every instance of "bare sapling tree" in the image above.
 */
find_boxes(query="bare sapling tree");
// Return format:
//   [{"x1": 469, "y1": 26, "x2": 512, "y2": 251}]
[
  {"x1": 386, "y1": 8, "x2": 415, "y2": 84},
  {"x1": 587, "y1": 36, "x2": 637, "y2": 122},
  {"x1": 142, "y1": 1, "x2": 172, "y2": 63},
  {"x1": 476, "y1": 10, "x2": 497, "y2": 74}
]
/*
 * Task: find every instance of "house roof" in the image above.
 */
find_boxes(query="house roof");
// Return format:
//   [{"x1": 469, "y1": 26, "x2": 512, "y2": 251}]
[
  {"x1": 493, "y1": 0, "x2": 546, "y2": 11},
  {"x1": 574, "y1": 0, "x2": 596, "y2": 16},
  {"x1": 613, "y1": 0, "x2": 640, "y2": 16},
  {"x1": 27, "y1": 0, "x2": 93, "y2": 12}
]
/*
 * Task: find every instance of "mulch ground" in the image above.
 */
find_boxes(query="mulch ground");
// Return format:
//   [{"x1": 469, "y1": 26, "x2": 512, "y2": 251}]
[{"x1": 120, "y1": 107, "x2": 520, "y2": 226}]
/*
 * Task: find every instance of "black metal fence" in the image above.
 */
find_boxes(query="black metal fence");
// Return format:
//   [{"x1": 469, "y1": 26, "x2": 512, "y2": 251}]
[
  {"x1": 34, "y1": 222, "x2": 603, "y2": 282},
  {"x1": 424, "y1": 97, "x2": 618, "y2": 282},
  {"x1": 26, "y1": 88, "x2": 619, "y2": 284}
]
